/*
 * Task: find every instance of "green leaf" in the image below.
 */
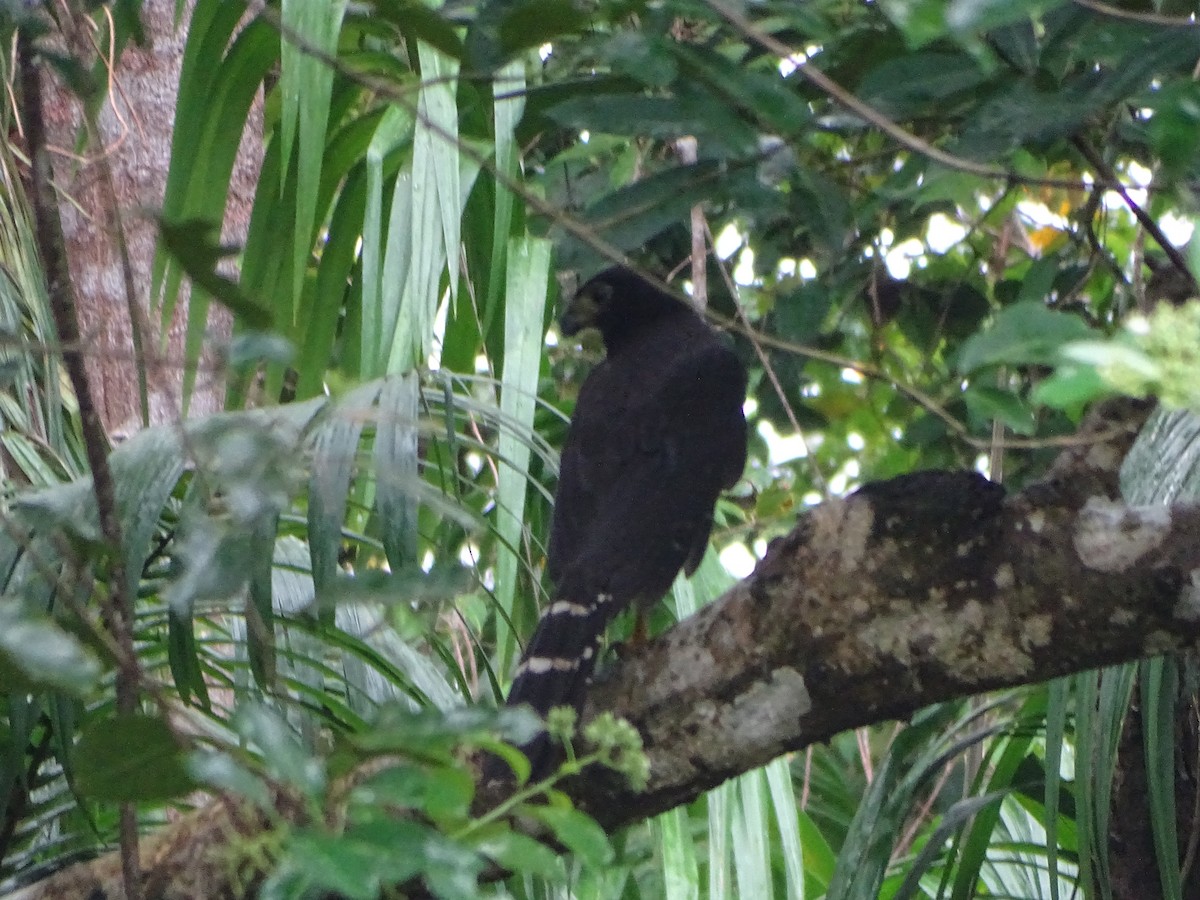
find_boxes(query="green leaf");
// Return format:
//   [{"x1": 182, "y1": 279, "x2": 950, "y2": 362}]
[
  {"x1": 878, "y1": 0, "x2": 956, "y2": 48},
  {"x1": 958, "y1": 302, "x2": 1093, "y2": 373},
  {"x1": 545, "y1": 92, "x2": 756, "y2": 155},
  {"x1": 1144, "y1": 81, "x2": 1200, "y2": 180},
  {"x1": 1141, "y1": 658, "x2": 1183, "y2": 900},
  {"x1": 559, "y1": 161, "x2": 728, "y2": 271},
  {"x1": 362, "y1": 106, "x2": 415, "y2": 377},
  {"x1": 279, "y1": 822, "x2": 428, "y2": 898},
  {"x1": 419, "y1": 832, "x2": 486, "y2": 900},
  {"x1": 671, "y1": 44, "x2": 813, "y2": 136},
  {"x1": 309, "y1": 380, "x2": 381, "y2": 594},
  {"x1": 1061, "y1": 340, "x2": 1160, "y2": 379},
  {"x1": 372, "y1": 374, "x2": 421, "y2": 572},
  {"x1": 0, "y1": 604, "x2": 101, "y2": 694},
  {"x1": 374, "y1": 0, "x2": 465, "y2": 60},
  {"x1": 232, "y1": 704, "x2": 325, "y2": 797},
  {"x1": 466, "y1": 0, "x2": 585, "y2": 72},
  {"x1": 946, "y1": 0, "x2": 1060, "y2": 36},
  {"x1": 957, "y1": 81, "x2": 1095, "y2": 156},
  {"x1": 963, "y1": 385, "x2": 1037, "y2": 435},
  {"x1": 386, "y1": 45, "x2": 461, "y2": 374},
  {"x1": 354, "y1": 704, "x2": 506, "y2": 757},
  {"x1": 1033, "y1": 365, "x2": 1114, "y2": 414},
  {"x1": 280, "y1": 0, "x2": 347, "y2": 313},
  {"x1": 493, "y1": 237, "x2": 551, "y2": 677},
  {"x1": 473, "y1": 828, "x2": 564, "y2": 880},
  {"x1": 187, "y1": 751, "x2": 274, "y2": 809},
  {"x1": 496, "y1": 0, "x2": 586, "y2": 61},
  {"x1": 524, "y1": 804, "x2": 614, "y2": 866},
  {"x1": 859, "y1": 52, "x2": 988, "y2": 118},
  {"x1": 655, "y1": 806, "x2": 700, "y2": 900},
  {"x1": 157, "y1": 217, "x2": 272, "y2": 329},
  {"x1": 354, "y1": 764, "x2": 474, "y2": 824},
  {"x1": 74, "y1": 715, "x2": 194, "y2": 801}
]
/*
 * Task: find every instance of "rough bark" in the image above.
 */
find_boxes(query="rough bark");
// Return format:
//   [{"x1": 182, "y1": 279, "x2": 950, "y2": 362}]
[
  {"x1": 43, "y1": 0, "x2": 261, "y2": 434},
  {"x1": 21, "y1": 400, "x2": 1200, "y2": 897}
]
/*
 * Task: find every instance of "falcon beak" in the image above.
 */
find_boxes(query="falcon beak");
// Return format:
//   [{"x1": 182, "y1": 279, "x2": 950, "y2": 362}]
[{"x1": 559, "y1": 284, "x2": 604, "y2": 336}]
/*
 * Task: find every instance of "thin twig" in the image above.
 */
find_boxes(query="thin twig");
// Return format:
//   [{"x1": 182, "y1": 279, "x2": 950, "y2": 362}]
[
  {"x1": 1072, "y1": 137, "x2": 1198, "y2": 291},
  {"x1": 1073, "y1": 0, "x2": 1200, "y2": 27},
  {"x1": 704, "y1": 225, "x2": 829, "y2": 496},
  {"x1": 17, "y1": 27, "x2": 143, "y2": 900}
]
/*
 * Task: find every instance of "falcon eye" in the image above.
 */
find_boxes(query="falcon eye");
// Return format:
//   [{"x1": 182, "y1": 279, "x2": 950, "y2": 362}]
[{"x1": 591, "y1": 282, "x2": 614, "y2": 306}]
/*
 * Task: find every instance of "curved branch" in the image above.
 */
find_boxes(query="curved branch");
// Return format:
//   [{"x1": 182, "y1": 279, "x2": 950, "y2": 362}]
[
  {"x1": 574, "y1": 402, "x2": 1192, "y2": 827},
  {"x1": 18, "y1": 400, "x2": 1183, "y2": 897}
]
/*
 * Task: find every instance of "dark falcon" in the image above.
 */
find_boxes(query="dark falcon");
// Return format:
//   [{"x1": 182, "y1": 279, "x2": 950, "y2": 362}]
[{"x1": 503, "y1": 266, "x2": 748, "y2": 777}]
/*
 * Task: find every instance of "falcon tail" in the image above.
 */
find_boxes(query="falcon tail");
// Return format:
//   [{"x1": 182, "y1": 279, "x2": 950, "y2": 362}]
[{"x1": 489, "y1": 594, "x2": 612, "y2": 781}]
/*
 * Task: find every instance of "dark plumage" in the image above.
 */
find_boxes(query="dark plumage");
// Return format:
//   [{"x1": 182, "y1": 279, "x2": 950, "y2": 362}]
[{"x1": 501, "y1": 266, "x2": 748, "y2": 779}]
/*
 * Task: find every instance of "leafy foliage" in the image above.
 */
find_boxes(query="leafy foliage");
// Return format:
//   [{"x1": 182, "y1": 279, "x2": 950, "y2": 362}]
[{"x1": 2, "y1": 0, "x2": 1200, "y2": 897}]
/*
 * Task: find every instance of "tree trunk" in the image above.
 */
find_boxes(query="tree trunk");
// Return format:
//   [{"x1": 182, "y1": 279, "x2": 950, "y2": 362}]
[{"x1": 43, "y1": 0, "x2": 261, "y2": 434}]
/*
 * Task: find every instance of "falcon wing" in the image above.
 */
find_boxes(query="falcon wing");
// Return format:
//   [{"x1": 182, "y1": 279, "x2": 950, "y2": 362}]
[
  {"x1": 545, "y1": 358, "x2": 628, "y2": 585},
  {"x1": 584, "y1": 339, "x2": 747, "y2": 596}
]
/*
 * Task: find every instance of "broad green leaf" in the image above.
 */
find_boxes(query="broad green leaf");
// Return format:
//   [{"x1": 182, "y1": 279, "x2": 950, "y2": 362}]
[
  {"x1": 559, "y1": 161, "x2": 728, "y2": 271},
  {"x1": 108, "y1": 425, "x2": 186, "y2": 590},
  {"x1": 672, "y1": 44, "x2": 813, "y2": 136},
  {"x1": 0, "y1": 604, "x2": 101, "y2": 694},
  {"x1": 232, "y1": 704, "x2": 325, "y2": 797},
  {"x1": 878, "y1": 0, "x2": 955, "y2": 48},
  {"x1": 524, "y1": 804, "x2": 614, "y2": 867},
  {"x1": 1034, "y1": 365, "x2": 1114, "y2": 415},
  {"x1": 374, "y1": 0, "x2": 465, "y2": 60},
  {"x1": 963, "y1": 385, "x2": 1036, "y2": 435},
  {"x1": 947, "y1": 0, "x2": 1060, "y2": 36},
  {"x1": 73, "y1": 715, "x2": 194, "y2": 801},
  {"x1": 419, "y1": 831, "x2": 486, "y2": 900},
  {"x1": 859, "y1": 52, "x2": 988, "y2": 118},
  {"x1": 1144, "y1": 81, "x2": 1200, "y2": 180},
  {"x1": 276, "y1": 822, "x2": 427, "y2": 898},
  {"x1": 546, "y1": 93, "x2": 757, "y2": 155},
  {"x1": 1061, "y1": 340, "x2": 1160, "y2": 381},
  {"x1": 958, "y1": 302, "x2": 1093, "y2": 373},
  {"x1": 188, "y1": 750, "x2": 275, "y2": 809},
  {"x1": 466, "y1": 0, "x2": 586, "y2": 72},
  {"x1": 472, "y1": 829, "x2": 564, "y2": 880},
  {"x1": 354, "y1": 763, "x2": 474, "y2": 823}
]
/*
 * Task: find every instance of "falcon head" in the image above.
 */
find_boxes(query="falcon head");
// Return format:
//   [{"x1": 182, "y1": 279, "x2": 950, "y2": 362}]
[{"x1": 561, "y1": 266, "x2": 695, "y2": 347}]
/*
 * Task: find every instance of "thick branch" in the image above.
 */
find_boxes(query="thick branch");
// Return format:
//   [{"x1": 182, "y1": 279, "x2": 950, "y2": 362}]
[
  {"x1": 19, "y1": 402, "x2": 1187, "y2": 897},
  {"x1": 575, "y1": 409, "x2": 1200, "y2": 827}
]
